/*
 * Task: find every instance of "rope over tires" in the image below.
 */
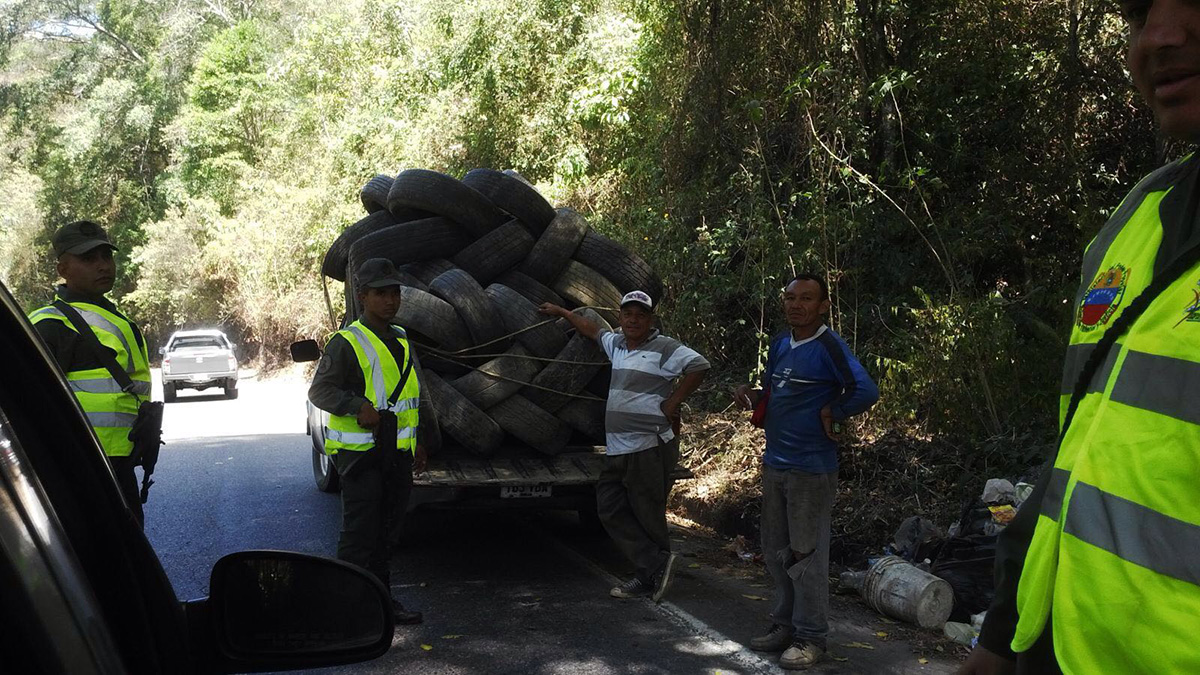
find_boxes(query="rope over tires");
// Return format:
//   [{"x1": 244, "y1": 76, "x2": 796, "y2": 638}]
[{"x1": 319, "y1": 168, "x2": 664, "y2": 453}]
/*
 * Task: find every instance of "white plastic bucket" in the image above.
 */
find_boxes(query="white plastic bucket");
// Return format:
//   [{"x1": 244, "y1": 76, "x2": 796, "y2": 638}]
[{"x1": 861, "y1": 555, "x2": 954, "y2": 629}]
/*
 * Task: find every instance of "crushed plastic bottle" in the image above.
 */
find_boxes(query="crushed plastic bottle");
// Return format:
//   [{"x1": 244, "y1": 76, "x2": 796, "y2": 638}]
[{"x1": 944, "y1": 621, "x2": 977, "y2": 646}]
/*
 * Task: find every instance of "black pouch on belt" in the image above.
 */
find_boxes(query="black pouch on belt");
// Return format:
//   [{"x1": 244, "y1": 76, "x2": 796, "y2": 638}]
[{"x1": 374, "y1": 409, "x2": 398, "y2": 454}]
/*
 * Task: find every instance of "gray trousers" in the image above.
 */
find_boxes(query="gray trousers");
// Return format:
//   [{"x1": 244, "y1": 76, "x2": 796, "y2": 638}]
[
  {"x1": 333, "y1": 447, "x2": 412, "y2": 589},
  {"x1": 761, "y1": 465, "x2": 837, "y2": 647},
  {"x1": 597, "y1": 437, "x2": 679, "y2": 584}
]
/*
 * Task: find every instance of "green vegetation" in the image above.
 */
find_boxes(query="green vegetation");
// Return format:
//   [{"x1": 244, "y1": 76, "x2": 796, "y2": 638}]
[{"x1": 0, "y1": 0, "x2": 1160, "y2": 469}]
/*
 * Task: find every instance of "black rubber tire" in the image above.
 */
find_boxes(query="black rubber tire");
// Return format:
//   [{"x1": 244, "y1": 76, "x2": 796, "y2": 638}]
[
  {"x1": 387, "y1": 169, "x2": 508, "y2": 239},
  {"x1": 413, "y1": 357, "x2": 443, "y2": 456},
  {"x1": 573, "y1": 230, "x2": 665, "y2": 304},
  {"x1": 495, "y1": 270, "x2": 565, "y2": 307},
  {"x1": 487, "y1": 394, "x2": 572, "y2": 455},
  {"x1": 322, "y1": 211, "x2": 398, "y2": 280},
  {"x1": 343, "y1": 274, "x2": 359, "y2": 324},
  {"x1": 450, "y1": 345, "x2": 542, "y2": 410},
  {"x1": 395, "y1": 286, "x2": 473, "y2": 353},
  {"x1": 423, "y1": 369, "x2": 505, "y2": 456},
  {"x1": 523, "y1": 319, "x2": 610, "y2": 412},
  {"x1": 520, "y1": 208, "x2": 589, "y2": 284},
  {"x1": 452, "y1": 220, "x2": 535, "y2": 285},
  {"x1": 312, "y1": 431, "x2": 340, "y2": 492},
  {"x1": 403, "y1": 259, "x2": 457, "y2": 286},
  {"x1": 428, "y1": 268, "x2": 508, "y2": 350},
  {"x1": 556, "y1": 398, "x2": 608, "y2": 443},
  {"x1": 163, "y1": 382, "x2": 177, "y2": 403},
  {"x1": 360, "y1": 174, "x2": 395, "y2": 214},
  {"x1": 224, "y1": 383, "x2": 238, "y2": 400},
  {"x1": 484, "y1": 284, "x2": 569, "y2": 358},
  {"x1": 461, "y1": 168, "x2": 557, "y2": 235},
  {"x1": 552, "y1": 260, "x2": 624, "y2": 326},
  {"x1": 347, "y1": 218, "x2": 470, "y2": 276},
  {"x1": 503, "y1": 169, "x2": 534, "y2": 186},
  {"x1": 410, "y1": 330, "x2": 472, "y2": 377}
]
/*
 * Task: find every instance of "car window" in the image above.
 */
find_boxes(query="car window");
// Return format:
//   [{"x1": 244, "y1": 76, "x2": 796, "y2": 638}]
[{"x1": 171, "y1": 336, "x2": 225, "y2": 350}]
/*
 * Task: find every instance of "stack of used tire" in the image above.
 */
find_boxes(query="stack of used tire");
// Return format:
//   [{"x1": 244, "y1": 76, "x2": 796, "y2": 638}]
[{"x1": 321, "y1": 168, "x2": 664, "y2": 457}]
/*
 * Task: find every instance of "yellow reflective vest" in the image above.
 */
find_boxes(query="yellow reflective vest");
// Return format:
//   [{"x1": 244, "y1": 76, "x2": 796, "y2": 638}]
[
  {"x1": 1013, "y1": 156, "x2": 1200, "y2": 672},
  {"x1": 29, "y1": 297, "x2": 152, "y2": 457},
  {"x1": 323, "y1": 321, "x2": 419, "y2": 454}
]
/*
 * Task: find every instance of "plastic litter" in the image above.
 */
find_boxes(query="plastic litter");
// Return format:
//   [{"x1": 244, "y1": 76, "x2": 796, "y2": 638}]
[
  {"x1": 892, "y1": 516, "x2": 941, "y2": 562},
  {"x1": 1014, "y1": 482, "x2": 1034, "y2": 507},
  {"x1": 988, "y1": 504, "x2": 1017, "y2": 525},
  {"x1": 981, "y1": 478, "x2": 1015, "y2": 505},
  {"x1": 943, "y1": 621, "x2": 977, "y2": 646}
]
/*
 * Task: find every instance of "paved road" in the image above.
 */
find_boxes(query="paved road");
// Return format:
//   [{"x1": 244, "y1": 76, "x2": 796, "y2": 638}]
[{"x1": 144, "y1": 369, "x2": 958, "y2": 674}]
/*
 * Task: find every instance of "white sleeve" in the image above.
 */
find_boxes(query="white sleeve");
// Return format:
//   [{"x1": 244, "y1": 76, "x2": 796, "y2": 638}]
[{"x1": 596, "y1": 329, "x2": 617, "y2": 362}]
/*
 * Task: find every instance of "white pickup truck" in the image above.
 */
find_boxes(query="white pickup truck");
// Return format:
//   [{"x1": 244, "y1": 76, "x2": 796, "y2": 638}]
[{"x1": 161, "y1": 329, "x2": 240, "y2": 402}]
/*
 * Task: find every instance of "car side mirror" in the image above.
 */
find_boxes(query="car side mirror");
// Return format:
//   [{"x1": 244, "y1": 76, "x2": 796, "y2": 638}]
[
  {"x1": 201, "y1": 551, "x2": 392, "y2": 671},
  {"x1": 290, "y1": 339, "x2": 321, "y2": 363},
  {"x1": 158, "y1": 347, "x2": 166, "y2": 355}
]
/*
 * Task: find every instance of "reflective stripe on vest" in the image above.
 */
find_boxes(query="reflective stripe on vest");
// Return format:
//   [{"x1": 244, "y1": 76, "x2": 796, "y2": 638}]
[
  {"x1": 1013, "y1": 156, "x2": 1200, "y2": 672},
  {"x1": 29, "y1": 299, "x2": 151, "y2": 457},
  {"x1": 323, "y1": 321, "x2": 420, "y2": 454}
]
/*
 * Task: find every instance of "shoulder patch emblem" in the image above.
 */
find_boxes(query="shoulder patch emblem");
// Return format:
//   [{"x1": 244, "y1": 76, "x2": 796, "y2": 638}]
[
  {"x1": 1078, "y1": 264, "x2": 1129, "y2": 331},
  {"x1": 1176, "y1": 279, "x2": 1200, "y2": 328}
]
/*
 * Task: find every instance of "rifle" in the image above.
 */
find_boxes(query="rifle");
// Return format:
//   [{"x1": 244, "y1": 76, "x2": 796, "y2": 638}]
[
  {"x1": 129, "y1": 399, "x2": 165, "y2": 503},
  {"x1": 54, "y1": 300, "x2": 164, "y2": 503}
]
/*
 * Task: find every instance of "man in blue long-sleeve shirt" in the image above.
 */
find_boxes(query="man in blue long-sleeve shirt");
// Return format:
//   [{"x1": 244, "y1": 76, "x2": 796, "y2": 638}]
[{"x1": 735, "y1": 273, "x2": 879, "y2": 670}]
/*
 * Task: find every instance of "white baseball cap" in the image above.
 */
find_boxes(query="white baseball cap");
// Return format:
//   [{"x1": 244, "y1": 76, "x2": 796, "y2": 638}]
[{"x1": 619, "y1": 290, "x2": 653, "y2": 311}]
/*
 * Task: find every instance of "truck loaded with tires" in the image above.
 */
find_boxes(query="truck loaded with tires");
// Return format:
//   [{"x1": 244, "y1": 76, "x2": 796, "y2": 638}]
[{"x1": 295, "y1": 168, "x2": 686, "y2": 525}]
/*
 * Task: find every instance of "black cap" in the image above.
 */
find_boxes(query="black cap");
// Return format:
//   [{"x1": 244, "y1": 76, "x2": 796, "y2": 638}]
[
  {"x1": 52, "y1": 220, "x2": 117, "y2": 258},
  {"x1": 355, "y1": 258, "x2": 404, "y2": 289}
]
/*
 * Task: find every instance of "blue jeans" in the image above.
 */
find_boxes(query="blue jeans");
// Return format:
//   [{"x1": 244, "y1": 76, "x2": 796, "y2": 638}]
[{"x1": 760, "y1": 465, "x2": 837, "y2": 647}]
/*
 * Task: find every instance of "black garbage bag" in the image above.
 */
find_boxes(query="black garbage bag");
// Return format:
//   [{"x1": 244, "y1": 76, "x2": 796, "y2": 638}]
[{"x1": 929, "y1": 533, "x2": 997, "y2": 622}]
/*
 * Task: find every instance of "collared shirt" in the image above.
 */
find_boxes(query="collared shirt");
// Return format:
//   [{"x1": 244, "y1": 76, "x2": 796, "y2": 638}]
[{"x1": 596, "y1": 328, "x2": 710, "y2": 456}]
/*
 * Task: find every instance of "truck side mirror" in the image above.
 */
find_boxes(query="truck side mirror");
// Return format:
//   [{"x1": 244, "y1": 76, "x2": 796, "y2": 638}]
[
  {"x1": 290, "y1": 339, "x2": 321, "y2": 363},
  {"x1": 199, "y1": 550, "x2": 392, "y2": 671},
  {"x1": 158, "y1": 347, "x2": 166, "y2": 355}
]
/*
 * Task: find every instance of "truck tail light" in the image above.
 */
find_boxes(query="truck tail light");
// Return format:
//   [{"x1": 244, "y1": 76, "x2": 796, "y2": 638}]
[
  {"x1": 162, "y1": 356, "x2": 170, "y2": 371},
  {"x1": 228, "y1": 356, "x2": 237, "y2": 370}
]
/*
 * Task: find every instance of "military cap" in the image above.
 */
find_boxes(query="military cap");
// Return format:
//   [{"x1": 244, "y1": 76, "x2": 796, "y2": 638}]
[
  {"x1": 52, "y1": 220, "x2": 117, "y2": 258},
  {"x1": 355, "y1": 258, "x2": 405, "y2": 289}
]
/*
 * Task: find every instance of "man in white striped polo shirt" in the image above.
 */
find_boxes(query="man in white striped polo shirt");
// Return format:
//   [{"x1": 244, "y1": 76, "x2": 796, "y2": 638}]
[{"x1": 540, "y1": 290, "x2": 709, "y2": 601}]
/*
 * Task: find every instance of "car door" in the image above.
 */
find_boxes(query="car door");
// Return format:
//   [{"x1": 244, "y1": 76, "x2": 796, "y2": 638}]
[{"x1": 0, "y1": 284, "x2": 192, "y2": 674}]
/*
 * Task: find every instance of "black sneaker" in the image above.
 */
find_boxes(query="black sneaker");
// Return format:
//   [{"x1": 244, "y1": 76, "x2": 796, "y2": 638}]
[
  {"x1": 610, "y1": 577, "x2": 652, "y2": 598},
  {"x1": 651, "y1": 552, "x2": 678, "y2": 603}
]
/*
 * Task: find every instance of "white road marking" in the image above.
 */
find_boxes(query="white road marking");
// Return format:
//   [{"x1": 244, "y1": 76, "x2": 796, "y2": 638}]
[{"x1": 523, "y1": 522, "x2": 780, "y2": 675}]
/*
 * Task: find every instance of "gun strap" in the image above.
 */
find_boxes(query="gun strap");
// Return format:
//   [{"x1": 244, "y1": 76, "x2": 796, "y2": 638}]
[
  {"x1": 387, "y1": 341, "x2": 416, "y2": 407},
  {"x1": 53, "y1": 300, "x2": 141, "y2": 402}
]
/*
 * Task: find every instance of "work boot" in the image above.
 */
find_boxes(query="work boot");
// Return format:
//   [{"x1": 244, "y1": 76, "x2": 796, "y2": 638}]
[
  {"x1": 610, "y1": 577, "x2": 652, "y2": 598},
  {"x1": 651, "y1": 552, "x2": 677, "y2": 603},
  {"x1": 779, "y1": 638, "x2": 827, "y2": 670},
  {"x1": 391, "y1": 599, "x2": 423, "y2": 625},
  {"x1": 749, "y1": 623, "x2": 793, "y2": 652}
]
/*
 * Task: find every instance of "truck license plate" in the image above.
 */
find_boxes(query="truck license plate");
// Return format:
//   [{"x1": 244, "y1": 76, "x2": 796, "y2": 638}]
[{"x1": 500, "y1": 485, "x2": 551, "y2": 499}]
